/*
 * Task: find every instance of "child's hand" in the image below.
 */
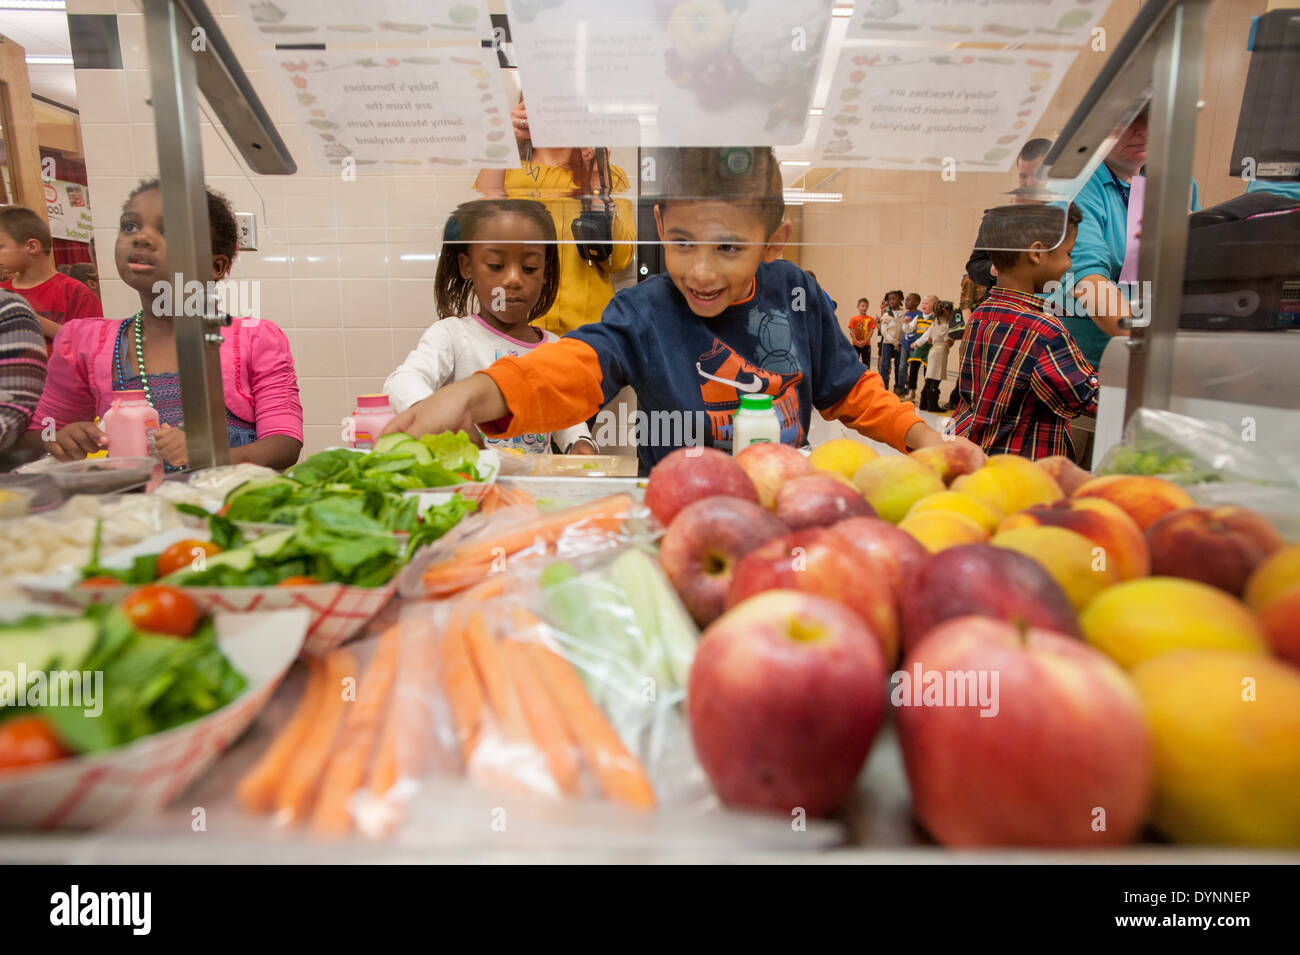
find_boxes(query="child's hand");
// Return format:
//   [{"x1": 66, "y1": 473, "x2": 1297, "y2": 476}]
[
  {"x1": 511, "y1": 99, "x2": 530, "y2": 145},
  {"x1": 383, "y1": 375, "x2": 507, "y2": 443},
  {"x1": 905, "y1": 422, "x2": 987, "y2": 468},
  {"x1": 153, "y1": 423, "x2": 189, "y2": 468},
  {"x1": 46, "y1": 421, "x2": 106, "y2": 461}
]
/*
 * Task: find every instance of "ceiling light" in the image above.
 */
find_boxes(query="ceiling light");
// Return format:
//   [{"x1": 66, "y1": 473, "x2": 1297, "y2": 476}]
[
  {"x1": 783, "y1": 190, "x2": 842, "y2": 203},
  {"x1": 0, "y1": 1, "x2": 67, "y2": 10},
  {"x1": 25, "y1": 55, "x2": 74, "y2": 65},
  {"x1": 832, "y1": 5, "x2": 854, "y2": 16},
  {"x1": 809, "y1": 107, "x2": 824, "y2": 116},
  {"x1": 780, "y1": 160, "x2": 811, "y2": 166}
]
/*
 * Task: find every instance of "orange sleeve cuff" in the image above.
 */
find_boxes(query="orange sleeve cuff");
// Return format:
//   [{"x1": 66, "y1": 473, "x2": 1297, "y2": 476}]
[
  {"x1": 479, "y1": 338, "x2": 606, "y2": 439},
  {"x1": 821, "y1": 371, "x2": 924, "y2": 452}
]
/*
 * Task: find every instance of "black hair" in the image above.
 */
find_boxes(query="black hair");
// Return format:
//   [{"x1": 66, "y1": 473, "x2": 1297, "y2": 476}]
[
  {"x1": 124, "y1": 179, "x2": 240, "y2": 263},
  {"x1": 980, "y1": 202, "x2": 1083, "y2": 271},
  {"x1": 655, "y1": 147, "x2": 785, "y2": 237},
  {"x1": 67, "y1": 262, "x2": 98, "y2": 284},
  {"x1": 1017, "y1": 138, "x2": 1053, "y2": 164},
  {"x1": 934, "y1": 300, "x2": 954, "y2": 318},
  {"x1": 433, "y1": 198, "x2": 559, "y2": 321},
  {"x1": 887, "y1": 290, "x2": 904, "y2": 301},
  {"x1": 0, "y1": 206, "x2": 52, "y2": 254}
]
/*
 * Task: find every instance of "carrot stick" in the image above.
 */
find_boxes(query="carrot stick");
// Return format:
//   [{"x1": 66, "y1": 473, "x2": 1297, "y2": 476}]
[
  {"x1": 503, "y1": 638, "x2": 581, "y2": 796},
  {"x1": 311, "y1": 629, "x2": 401, "y2": 835},
  {"x1": 422, "y1": 494, "x2": 633, "y2": 587},
  {"x1": 273, "y1": 648, "x2": 357, "y2": 825},
  {"x1": 463, "y1": 610, "x2": 532, "y2": 744},
  {"x1": 525, "y1": 640, "x2": 656, "y2": 810},
  {"x1": 236, "y1": 659, "x2": 327, "y2": 814},
  {"x1": 441, "y1": 613, "x2": 486, "y2": 766}
]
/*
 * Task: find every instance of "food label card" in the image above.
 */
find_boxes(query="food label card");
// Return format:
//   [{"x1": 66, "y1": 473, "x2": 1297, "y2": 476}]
[
  {"x1": 847, "y1": 0, "x2": 1114, "y2": 46},
  {"x1": 505, "y1": 0, "x2": 834, "y2": 147},
  {"x1": 268, "y1": 47, "x2": 517, "y2": 171},
  {"x1": 240, "y1": 0, "x2": 490, "y2": 43},
  {"x1": 812, "y1": 48, "x2": 1073, "y2": 171}
]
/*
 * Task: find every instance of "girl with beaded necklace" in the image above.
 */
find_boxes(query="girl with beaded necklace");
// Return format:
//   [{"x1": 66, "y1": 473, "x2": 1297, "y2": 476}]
[{"x1": 24, "y1": 180, "x2": 303, "y2": 470}]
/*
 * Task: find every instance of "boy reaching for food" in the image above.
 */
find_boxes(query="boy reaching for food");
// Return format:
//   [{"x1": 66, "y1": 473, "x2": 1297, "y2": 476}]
[{"x1": 386, "y1": 147, "x2": 983, "y2": 474}]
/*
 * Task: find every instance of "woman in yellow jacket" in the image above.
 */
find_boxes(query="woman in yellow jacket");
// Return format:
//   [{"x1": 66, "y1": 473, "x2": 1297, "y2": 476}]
[{"x1": 475, "y1": 100, "x2": 635, "y2": 336}]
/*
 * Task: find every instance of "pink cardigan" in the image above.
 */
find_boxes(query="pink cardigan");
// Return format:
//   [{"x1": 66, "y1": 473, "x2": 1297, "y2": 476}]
[{"x1": 30, "y1": 317, "x2": 303, "y2": 441}]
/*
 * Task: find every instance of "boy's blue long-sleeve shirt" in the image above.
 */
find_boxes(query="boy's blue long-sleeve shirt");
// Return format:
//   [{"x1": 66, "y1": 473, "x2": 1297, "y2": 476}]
[{"x1": 480, "y1": 259, "x2": 922, "y2": 471}]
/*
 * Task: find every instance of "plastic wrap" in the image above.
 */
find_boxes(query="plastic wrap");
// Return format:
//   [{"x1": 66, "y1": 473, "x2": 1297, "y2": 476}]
[
  {"x1": 1097, "y1": 408, "x2": 1300, "y2": 488},
  {"x1": 398, "y1": 492, "x2": 658, "y2": 599}
]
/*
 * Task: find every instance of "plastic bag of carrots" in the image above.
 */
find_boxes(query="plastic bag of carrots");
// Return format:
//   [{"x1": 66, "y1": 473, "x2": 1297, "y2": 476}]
[
  {"x1": 235, "y1": 544, "x2": 709, "y2": 839},
  {"x1": 398, "y1": 492, "x2": 656, "y2": 600}
]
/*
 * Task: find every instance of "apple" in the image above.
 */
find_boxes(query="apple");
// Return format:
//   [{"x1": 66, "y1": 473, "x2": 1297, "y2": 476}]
[
  {"x1": 773, "y1": 473, "x2": 875, "y2": 531},
  {"x1": 830, "y1": 516, "x2": 928, "y2": 605},
  {"x1": 997, "y1": 496, "x2": 1150, "y2": 582},
  {"x1": 727, "y1": 528, "x2": 899, "y2": 662},
  {"x1": 735, "y1": 443, "x2": 815, "y2": 509},
  {"x1": 644, "y1": 447, "x2": 758, "y2": 526},
  {"x1": 1145, "y1": 506, "x2": 1284, "y2": 597},
  {"x1": 1038, "y1": 455, "x2": 1092, "y2": 496},
  {"x1": 898, "y1": 544, "x2": 1081, "y2": 655},
  {"x1": 991, "y1": 525, "x2": 1121, "y2": 611},
  {"x1": 853, "y1": 455, "x2": 945, "y2": 523},
  {"x1": 909, "y1": 443, "x2": 983, "y2": 485},
  {"x1": 897, "y1": 615, "x2": 1152, "y2": 847},
  {"x1": 688, "y1": 589, "x2": 888, "y2": 816},
  {"x1": 1071, "y1": 474, "x2": 1195, "y2": 531},
  {"x1": 658, "y1": 496, "x2": 788, "y2": 627}
]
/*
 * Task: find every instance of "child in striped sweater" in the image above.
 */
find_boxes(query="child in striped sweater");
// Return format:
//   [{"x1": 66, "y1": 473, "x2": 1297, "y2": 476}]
[{"x1": 0, "y1": 290, "x2": 47, "y2": 450}]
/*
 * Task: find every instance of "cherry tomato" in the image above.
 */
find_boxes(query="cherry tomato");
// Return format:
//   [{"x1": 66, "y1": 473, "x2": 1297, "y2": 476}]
[
  {"x1": 80, "y1": 575, "x2": 123, "y2": 588},
  {"x1": 0, "y1": 716, "x2": 70, "y2": 772},
  {"x1": 156, "y1": 539, "x2": 222, "y2": 577},
  {"x1": 276, "y1": 576, "x2": 319, "y2": 587},
  {"x1": 122, "y1": 584, "x2": 202, "y2": 637}
]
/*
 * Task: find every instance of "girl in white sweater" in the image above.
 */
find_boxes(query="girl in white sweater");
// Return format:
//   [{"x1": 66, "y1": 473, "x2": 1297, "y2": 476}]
[{"x1": 385, "y1": 199, "x2": 595, "y2": 454}]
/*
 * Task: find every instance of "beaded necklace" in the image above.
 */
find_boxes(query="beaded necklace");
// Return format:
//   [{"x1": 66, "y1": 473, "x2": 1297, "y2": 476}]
[{"x1": 125, "y1": 310, "x2": 153, "y2": 406}]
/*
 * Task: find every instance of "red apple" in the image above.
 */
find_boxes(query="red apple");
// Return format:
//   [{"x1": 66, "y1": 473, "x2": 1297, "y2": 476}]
[
  {"x1": 773, "y1": 473, "x2": 875, "y2": 531},
  {"x1": 735, "y1": 442, "x2": 815, "y2": 509},
  {"x1": 830, "y1": 516, "x2": 930, "y2": 605},
  {"x1": 644, "y1": 447, "x2": 759, "y2": 526},
  {"x1": 896, "y1": 615, "x2": 1153, "y2": 846},
  {"x1": 658, "y1": 496, "x2": 788, "y2": 626},
  {"x1": 689, "y1": 589, "x2": 888, "y2": 816},
  {"x1": 898, "y1": 544, "x2": 1081, "y2": 654},
  {"x1": 726, "y1": 528, "x2": 899, "y2": 662},
  {"x1": 1146, "y1": 505, "x2": 1284, "y2": 597}
]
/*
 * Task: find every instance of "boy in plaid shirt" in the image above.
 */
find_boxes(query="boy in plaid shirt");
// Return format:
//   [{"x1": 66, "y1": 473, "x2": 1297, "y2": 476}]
[{"x1": 952, "y1": 203, "x2": 1098, "y2": 460}]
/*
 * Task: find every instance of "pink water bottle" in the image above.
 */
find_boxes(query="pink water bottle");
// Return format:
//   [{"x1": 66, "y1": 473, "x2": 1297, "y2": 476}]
[
  {"x1": 350, "y1": 394, "x2": 395, "y2": 450},
  {"x1": 101, "y1": 390, "x2": 159, "y2": 458}
]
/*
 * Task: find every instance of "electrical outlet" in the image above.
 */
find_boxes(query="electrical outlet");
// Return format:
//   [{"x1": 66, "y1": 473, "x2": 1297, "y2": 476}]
[{"x1": 236, "y1": 212, "x2": 258, "y2": 251}]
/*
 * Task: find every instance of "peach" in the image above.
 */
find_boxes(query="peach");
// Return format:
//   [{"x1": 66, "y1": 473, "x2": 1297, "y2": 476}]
[
  {"x1": 951, "y1": 468, "x2": 1013, "y2": 515},
  {"x1": 1244, "y1": 544, "x2": 1300, "y2": 612},
  {"x1": 992, "y1": 525, "x2": 1120, "y2": 611},
  {"x1": 852, "y1": 455, "x2": 944, "y2": 524},
  {"x1": 997, "y1": 496, "x2": 1150, "y2": 581},
  {"x1": 1080, "y1": 577, "x2": 1267, "y2": 669},
  {"x1": 1258, "y1": 588, "x2": 1300, "y2": 668},
  {"x1": 808, "y1": 438, "x2": 878, "y2": 482},
  {"x1": 984, "y1": 455, "x2": 1064, "y2": 512},
  {"x1": 909, "y1": 443, "x2": 983, "y2": 485},
  {"x1": 1038, "y1": 455, "x2": 1093, "y2": 496},
  {"x1": 1131, "y1": 650, "x2": 1300, "y2": 846},
  {"x1": 735, "y1": 443, "x2": 815, "y2": 509},
  {"x1": 899, "y1": 510, "x2": 987, "y2": 553},
  {"x1": 1146, "y1": 506, "x2": 1284, "y2": 597},
  {"x1": 1071, "y1": 474, "x2": 1195, "y2": 530},
  {"x1": 905, "y1": 490, "x2": 1003, "y2": 535}
]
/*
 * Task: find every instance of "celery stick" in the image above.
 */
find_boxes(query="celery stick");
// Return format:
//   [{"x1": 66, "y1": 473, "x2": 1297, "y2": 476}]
[{"x1": 612, "y1": 547, "x2": 699, "y2": 688}]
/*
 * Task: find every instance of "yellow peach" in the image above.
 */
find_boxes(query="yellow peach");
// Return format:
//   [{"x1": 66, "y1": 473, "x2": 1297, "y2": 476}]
[
  {"x1": 905, "y1": 490, "x2": 1003, "y2": 535},
  {"x1": 898, "y1": 510, "x2": 987, "y2": 552},
  {"x1": 852, "y1": 456, "x2": 945, "y2": 524},
  {"x1": 992, "y1": 525, "x2": 1120, "y2": 610}
]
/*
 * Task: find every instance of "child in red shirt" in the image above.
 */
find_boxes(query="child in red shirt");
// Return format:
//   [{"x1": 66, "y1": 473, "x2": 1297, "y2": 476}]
[{"x1": 0, "y1": 206, "x2": 102, "y2": 344}]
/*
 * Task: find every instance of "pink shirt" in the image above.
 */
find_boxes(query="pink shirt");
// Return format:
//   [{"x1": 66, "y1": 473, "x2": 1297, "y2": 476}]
[{"x1": 30, "y1": 316, "x2": 303, "y2": 442}]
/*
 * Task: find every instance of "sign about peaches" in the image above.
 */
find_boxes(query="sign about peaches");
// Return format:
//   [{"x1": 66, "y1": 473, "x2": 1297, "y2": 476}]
[
  {"x1": 812, "y1": 48, "x2": 1073, "y2": 171},
  {"x1": 268, "y1": 47, "x2": 516, "y2": 172},
  {"x1": 847, "y1": 0, "x2": 1114, "y2": 47},
  {"x1": 505, "y1": 0, "x2": 833, "y2": 147},
  {"x1": 238, "y1": 0, "x2": 488, "y2": 43}
]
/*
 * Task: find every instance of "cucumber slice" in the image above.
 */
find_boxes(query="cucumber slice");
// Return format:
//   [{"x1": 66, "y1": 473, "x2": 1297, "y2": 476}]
[
  {"x1": 0, "y1": 618, "x2": 99, "y2": 682},
  {"x1": 371, "y1": 432, "x2": 414, "y2": 455}
]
